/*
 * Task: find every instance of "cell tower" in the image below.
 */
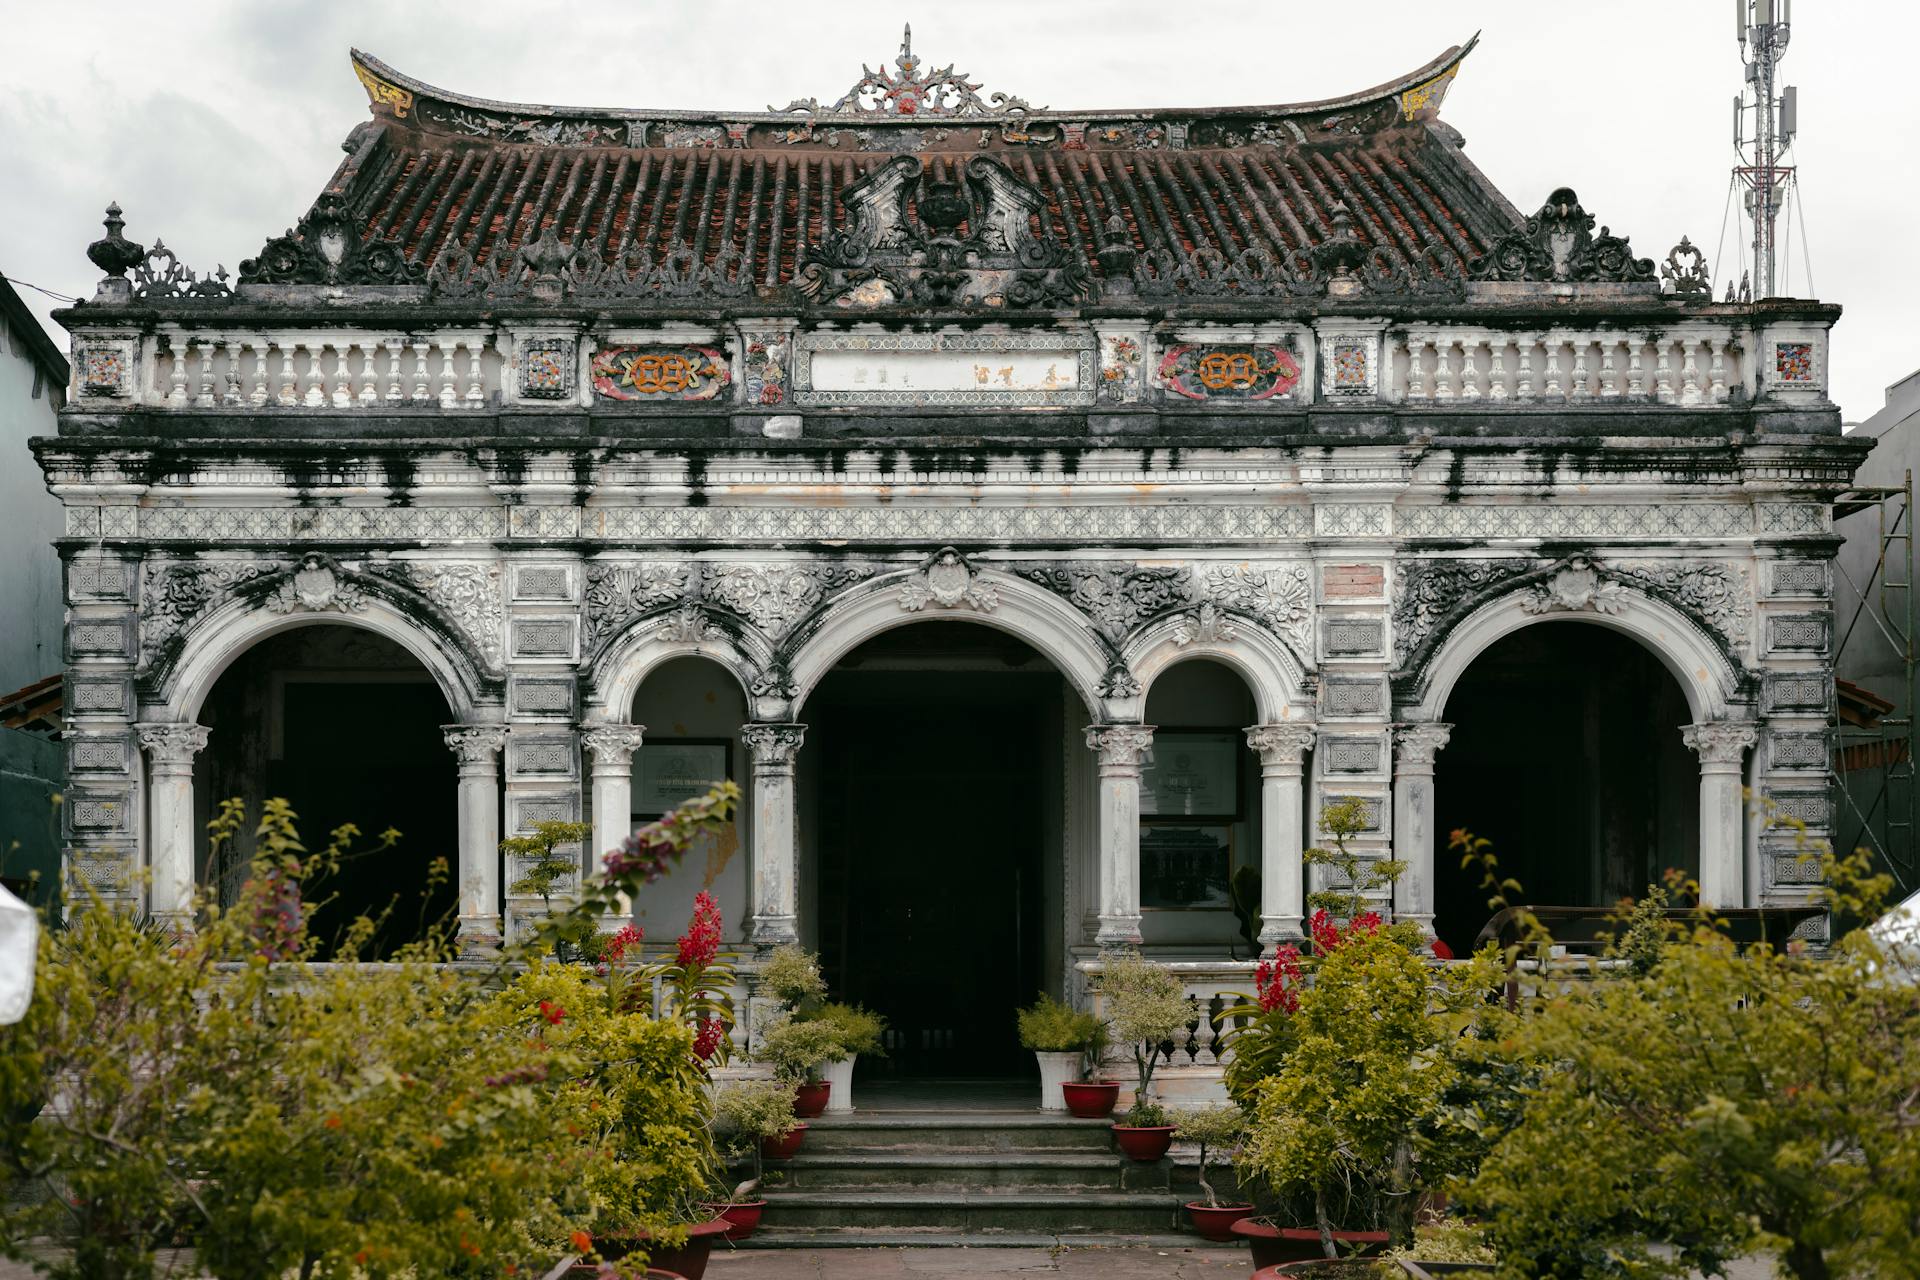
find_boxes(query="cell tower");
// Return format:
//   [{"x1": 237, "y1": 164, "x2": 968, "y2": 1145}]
[{"x1": 1733, "y1": 0, "x2": 1800, "y2": 299}]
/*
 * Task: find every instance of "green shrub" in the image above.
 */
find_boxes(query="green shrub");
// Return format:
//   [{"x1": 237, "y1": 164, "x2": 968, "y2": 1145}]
[
  {"x1": 1174, "y1": 1104, "x2": 1247, "y2": 1208},
  {"x1": 1015, "y1": 992, "x2": 1103, "y2": 1053},
  {"x1": 713, "y1": 1078, "x2": 799, "y2": 1188},
  {"x1": 759, "y1": 943, "x2": 826, "y2": 1008},
  {"x1": 756, "y1": 1016, "x2": 847, "y2": 1083},
  {"x1": 809, "y1": 1001, "x2": 887, "y2": 1057},
  {"x1": 1098, "y1": 950, "x2": 1195, "y2": 1123}
]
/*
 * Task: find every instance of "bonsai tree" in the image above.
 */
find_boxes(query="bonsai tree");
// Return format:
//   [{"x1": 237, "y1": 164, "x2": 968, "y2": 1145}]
[
  {"x1": 1173, "y1": 1104, "x2": 1247, "y2": 1208},
  {"x1": 756, "y1": 1016, "x2": 847, "y2": 1084},
  {"x1": 1303, "y1": 797, "x2": 1403, "y2": 934},
  {"x1": 503, "y1": 819, "x2": 594, "y2": 956},
  {"x1": 712, "y1": 1077, "x2": 799, "y2": 1195},
  {"x1": 759, "y1": 942, "x2": 826, "y2": 1010},
  {"x1": 1016, "y1": 993, "x2": 1107, "y2": 1080},
  {"x1": 1098, "y1": 949, "x2": 1196, "y2": 1126}
]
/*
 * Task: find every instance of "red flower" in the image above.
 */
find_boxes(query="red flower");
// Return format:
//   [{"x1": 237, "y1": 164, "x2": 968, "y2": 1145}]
[
  {"x1": 1309, "y1": 908, "x2": 1385, "y2": 956},
  {"x1": 604, "y1": 924, "x2": 644, "y2": 964},
  {"x1": 569, "y1": 1230, "x2": 594, "y2": 1253},
  {"x1": 537, "y1": 1000, "x2": 566, "y2": 1026},
  {"x1": 1254, "y1": 944, "x2": 1302, "y2": 1014},
  {"x1": 676, "y1": 891, "x2": 723, "y2": 969},
  {"x1": 693, "y1": 1017, "x2": 727, "y2": 1060}
]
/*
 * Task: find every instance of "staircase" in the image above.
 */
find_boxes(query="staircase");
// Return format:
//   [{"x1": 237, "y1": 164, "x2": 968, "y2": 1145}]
[{"x1": 743, "y1": 1109, "x2": 1201, "y2": 1249}]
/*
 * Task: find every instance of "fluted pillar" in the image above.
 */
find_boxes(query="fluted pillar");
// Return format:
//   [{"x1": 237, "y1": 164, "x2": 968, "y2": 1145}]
[
  {"x1": 1391, "y1": 722, "x2": 1452, "y2": 936},
  {"x1": 442, "y1": 724, "x2": 507, "y2": 954},
  {"x1": 1682, "y1": 721, "x2": 1759, "y2": 907},
  {"x1": 1245, "y1": 723, "x2": 1316, "y2": 950},
  {"x1": 1087, "y1": 724, "x2": 1154, "y2": 947},
  {"x1": 581, "y1": 724, "x2": 644, "y2": 912},
  {"x1": 134, "y1": 723, "x2": 210, "y2": 929},
  {"x1": 742, "y1": 723, "x2": 805, "y2": 945}
]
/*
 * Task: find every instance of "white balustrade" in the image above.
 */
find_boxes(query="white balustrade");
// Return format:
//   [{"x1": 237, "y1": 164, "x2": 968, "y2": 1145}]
[
  {"x1": 142, "y1": 330, "x2": 504, "y2": 410},
  {"x1": 1080, "y1": 959, "x2": 1258, "y2": 1070},
  {"x1": 1388, "y1": 327, "x2": 1747, "y2": 406}
]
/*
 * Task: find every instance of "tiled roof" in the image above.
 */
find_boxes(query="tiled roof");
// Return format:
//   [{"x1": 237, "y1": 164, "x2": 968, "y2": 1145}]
[{"x1": 312, "y1": 39, "x2": 1522, "y2": 291}]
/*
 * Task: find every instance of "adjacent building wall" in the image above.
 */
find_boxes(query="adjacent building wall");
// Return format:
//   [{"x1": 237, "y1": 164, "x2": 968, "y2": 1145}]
[{"x1": 0, "y1": 280, "x2": 66, "y2": 696}]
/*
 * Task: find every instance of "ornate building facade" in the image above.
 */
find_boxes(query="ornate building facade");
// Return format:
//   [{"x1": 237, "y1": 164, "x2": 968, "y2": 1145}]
[{"x1": 38, "y1": 34, "x2": 1858, "y2": 1059}]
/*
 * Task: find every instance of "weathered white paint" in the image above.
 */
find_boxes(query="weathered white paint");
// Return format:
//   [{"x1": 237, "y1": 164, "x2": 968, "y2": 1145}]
[
  {"x1": 1684, "y1": 721, "x2": 1760, "y2": 907},
  {"x1": 581, "y1": 725, "x2": 644, "y2": 917},
  {"x1": 133, "y1": 722, "x2": 208, "y2": 927},
  {"x1": 1390, "y1": 723, "x2": 1452, "y2": 935},
  {"x1": 1087, "y1": 725, "x2": 1153, "y2": 946},
  {"x1": 742, "y1": 723, "x2": 803, "y2": 945},
  {"x1": 444, "y1": 725, "x2": 507, "y2": 953},
  {"x1": 1247, "y1": 723, "x2": 1316, "y2": 948}
]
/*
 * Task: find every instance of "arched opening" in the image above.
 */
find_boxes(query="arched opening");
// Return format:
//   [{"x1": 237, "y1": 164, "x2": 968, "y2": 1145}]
[
  {"x1": 195, "y1": 624, "x2": 458, "y2": 958},
  {"x1": 1432, "y1": 623, "x2": 1699, "y2": 955},
  {"x1": 800, "y1": 621, "x2": 1069, "y2": 1079},
  {"x1": 1140, "y1": 658, "x2": 1262, "y2": 956},
  {"x1": 624, "y1": 655, "x2": 751, "y2": 949}
]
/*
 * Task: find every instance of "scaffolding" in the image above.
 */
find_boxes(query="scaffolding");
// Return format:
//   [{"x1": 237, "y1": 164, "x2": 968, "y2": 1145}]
[{"x1": 1830, "y1": 474, "x2": 1916, "y2": 895}]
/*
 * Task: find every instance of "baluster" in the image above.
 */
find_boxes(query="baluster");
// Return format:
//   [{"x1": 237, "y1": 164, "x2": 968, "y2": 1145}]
[
  {"x1": 438, "y1": 340, "x2": 459, "y2": 409},
  {"x1": 1459, "y1": 339, "x2": 1481, "y2": 400},
  {"x1": 1599, "y1": 339, "x2": 1619, "y2": 397},
  {"x1": 1627, "y1": 340, "x2": 1646, "y2": 397},
  {"x1": 1570, "y1": 339, "x2": 1592, "y2": 399},
  {"x1": 250, "y1": 343, "x2": 270, "y2": 407},
  {"x1": 1680, "y1": 339, "x2": 1703, "y2": 405},
  {"x1": 329, "y1": 344, "x2": 352, "y2": 408},
  {"x1": 1433, "y1": 340, "x2": 1454, "y2": 399},
  {"x1": 1407, "y1": 338, "x2": 1427, "y2": 400},
  {"x1": 1655, "y1": 340, "x2": 1675, "y2": 403},
  {"x1": 465, "y1": 339, "x2": 485, "y2": 407},
  {"x1": 358, "y1": 342, "x2": 379, "y2": 406},
  {"x1": 385, "y1": 339, "x2": 404, "y2": 402},
  {"x1": 304, "y1": 345, "x2": 327, "y2": 407},
  {"x1": 1543, "y1": 337, "x2": 1563, "y2": 399},
  {"x1": 1488, "y1": 338, "x2": 1508, "y2": 401},
  {"x1": 221, "y1": 343, "x2": 242, "y2": 406},
  {"x1": 412, "y1": 340, "x2": 431, "y2": 402},
  {"x1": 277, "y1": 345, "x2": 299, "y2": 406},
  {"x1": 1516, "y1": 338, "x2": 1535, "y2": 400},
  {"x1": 193, "y1": 341, "x2": 215, "y2": 407},
  {"x1": 167, "y1": 341, "x2": 190, "y2": 407},
  {"x1": 1708, "y1": 339, "x2": 1728, "y2": 402}
]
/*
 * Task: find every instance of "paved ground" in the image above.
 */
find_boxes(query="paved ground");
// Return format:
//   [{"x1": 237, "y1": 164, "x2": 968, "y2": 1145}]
[{"x1": 711, "y1": 1245, "x2": 1254, "y2": 1277}]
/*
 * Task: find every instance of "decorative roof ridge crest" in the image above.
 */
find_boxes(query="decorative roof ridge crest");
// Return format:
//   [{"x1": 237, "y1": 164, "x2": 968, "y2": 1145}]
[{"x1": 347, "y1": 36, "x2": 1476, "y2": 136}]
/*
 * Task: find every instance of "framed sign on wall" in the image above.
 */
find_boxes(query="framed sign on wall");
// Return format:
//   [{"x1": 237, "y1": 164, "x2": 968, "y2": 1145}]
[
  {"x1": 633, "y1": 738, "x2": 732, "y2": 819},
  {"x1": 1140, "y1": 824, "x2": 1236, "y2": 910},
  {"x1": 1140, "y1": 730, "x2": 1241, "y2": 819}
]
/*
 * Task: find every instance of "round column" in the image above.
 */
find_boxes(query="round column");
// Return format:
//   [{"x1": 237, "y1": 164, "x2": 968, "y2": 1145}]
[
  {"x1": 442, "y1": 724, "x2": 507, "y2": 954},
  {"x1": 742, "y1": 723, "x2": 806, "y2": 946},
  {"x1": 134, "y1": 722, "x2": 210, "y2": 930},
  {"x1": 1391, "y1": 722, "x2": 1452, "y2": 936},
  {"x1": 1245, "y1": 722, "x2": 1316, "y2": 951},
  {"x1": 1086, "y1": 724, "x2": 1154, "y2": 947},
  {"x1": 1682, "y1": 721, "x2": 1758, "y2": 907},
  {"x1": 581, "y1": 724, "x2": 644, "y2": 917}
]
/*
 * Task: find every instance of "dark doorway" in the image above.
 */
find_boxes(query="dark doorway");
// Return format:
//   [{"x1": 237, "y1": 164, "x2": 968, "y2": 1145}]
[
  {"x1": 1432, "y1": 623, "x2": 1698, "y2": 956},
  {"x1": 810, "y1": 624, "x2": 1053, "y2": 1078},
  {"x1": 198, "y1": 626, "x2": 459, "y2": 959}
]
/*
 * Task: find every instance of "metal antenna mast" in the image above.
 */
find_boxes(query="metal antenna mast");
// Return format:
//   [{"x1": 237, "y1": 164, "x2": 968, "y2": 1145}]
[{"x1": 1733, "y1": 0, "x2": 1799, "y2": 299}]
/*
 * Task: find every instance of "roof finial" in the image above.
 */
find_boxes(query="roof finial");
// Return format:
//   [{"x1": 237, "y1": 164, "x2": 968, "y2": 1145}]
[{"x1": 773, "y1": 26, "x2": 1036, "y2": 118}]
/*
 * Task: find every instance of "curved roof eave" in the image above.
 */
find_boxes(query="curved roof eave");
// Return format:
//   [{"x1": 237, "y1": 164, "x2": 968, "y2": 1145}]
[{"x1": 348, "y1": 36, "x2": 1478, "y2": 132}]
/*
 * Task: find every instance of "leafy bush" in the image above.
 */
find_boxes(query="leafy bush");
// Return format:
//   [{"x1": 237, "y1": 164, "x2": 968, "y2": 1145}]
[
  {"x1": 756, "y1": 1017, "x2": 847, "y2": 1083},
  {"x1": 759, "y1": 943, "x2": 826, "y2": 1008},
  {"x1": 1015, "y1": 992, "x2": 1103, "y2": 1053},
  {"x1": 810, "y1": 1001, "x2": 887, "y2": 1057}
]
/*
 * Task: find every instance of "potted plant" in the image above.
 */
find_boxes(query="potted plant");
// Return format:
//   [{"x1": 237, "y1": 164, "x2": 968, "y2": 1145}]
[
  {"x1": 707, "y1": 1078, "x2": 798, "y2": 1241},
  {"x1": 757, "y1": 1016, "x2": 847, "y2": 1118},
  {"x1": 809, "y1": 1001, "x2": 886, "y2": 1113},
  {"x1": 1098, "y1": 949, "x2": 1196, "y2": 1161},
  {"x1": 1174, "y1": 1104, "x2": 1253, "y2": 1240},
  {"x1": 1016, "y1": 992, "x2": 1108, "y2": 1112}
]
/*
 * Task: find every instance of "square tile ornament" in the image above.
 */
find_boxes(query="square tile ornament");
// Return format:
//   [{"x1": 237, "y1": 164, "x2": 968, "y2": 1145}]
[
  {"x1": 1325, "y1": 338, "x2": 1378, "y2": 398},
  {"x1": 518, "y1": 337, "x2": 576, "y2": 400},
  {"x1": 77, "y1": 340, "x2": 135, "y2": 397}
]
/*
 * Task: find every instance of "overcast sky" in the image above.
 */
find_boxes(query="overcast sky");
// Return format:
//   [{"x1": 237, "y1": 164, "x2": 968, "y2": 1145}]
[{"x1": 3, "y1": 0, "x2": 1913, "y2": 422}]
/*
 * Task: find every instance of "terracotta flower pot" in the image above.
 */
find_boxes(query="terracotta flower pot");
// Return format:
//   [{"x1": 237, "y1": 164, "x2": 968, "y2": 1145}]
[
  {"x1": 1185, "y1": 1201, "x2": 1256, "y2": 1241},
  {"x1": 1251, "y1": 1262, "x2": 1389, "y2": 1278},
  {"x1": 1231, "y1": 1218, "x2": 1389, "y2": 1269},
  {"x1": 703, "y1": 1199, "x2": 767, "y2": 1241},
  {"x1": 761, "y1": 1120, "x2": 809, "y2": 1160},
  {"x1": 1110, "y1": 1123, "x2": 1176, "y2": 1162},
  {"x1": 1060, "y1": 1080, "x2": 1120, "y2": 1118},
  {"x1": 566, "y1": 1269, "x2": 684, "y2": 1279},
  {"x1": 793, "y1": 1079, "x2": 832, "y2": 1118},
  {"x1": 622, "y1": 1218, "x2": 731, "y2": 1280}
]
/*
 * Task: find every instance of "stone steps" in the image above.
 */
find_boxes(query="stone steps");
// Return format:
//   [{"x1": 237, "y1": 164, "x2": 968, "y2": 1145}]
[
  {"x1": 747, "y1": 1108, "x2": 1197, "y2": 1243},
  {"x1": 735, "y1": 1227, "x2": 1211, "y2": 1251}
]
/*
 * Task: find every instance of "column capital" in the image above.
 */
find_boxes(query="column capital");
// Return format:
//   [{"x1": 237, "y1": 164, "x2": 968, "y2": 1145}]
[
  {"x1": 1392, "y1": 721, "x2": 1453, "y2": 766},
  {"x1": 1682, "y1": 720, "x2": 1758, "y2": 766},
  {"x1": 135, "y1": 722, "x2": 210, "y2": 768},
  {"x1": 742, "y1": 722, "x2": 807, "y2": 765},
  {"x1": 441, "y1": 723, "x2": 507, "y2": 766},
  {"x1": 1246, "y1": 722, "x2": 1317, "y2": 767},
  {"x1": 1085, "y1": 724, "x2": 1155, "y2": 770},
  {"x1": 581, "y1": 724, "x2": 645, "y2": 767}
]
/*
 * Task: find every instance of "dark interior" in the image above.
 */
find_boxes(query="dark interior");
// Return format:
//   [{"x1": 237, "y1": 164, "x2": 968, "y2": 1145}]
[
  {"x1": 1433, "y1": 623, "x2": 1698, "y2": 956},
  {"x1": 809, "y1": 623, "x2": 1053, "y2": 1078}
]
